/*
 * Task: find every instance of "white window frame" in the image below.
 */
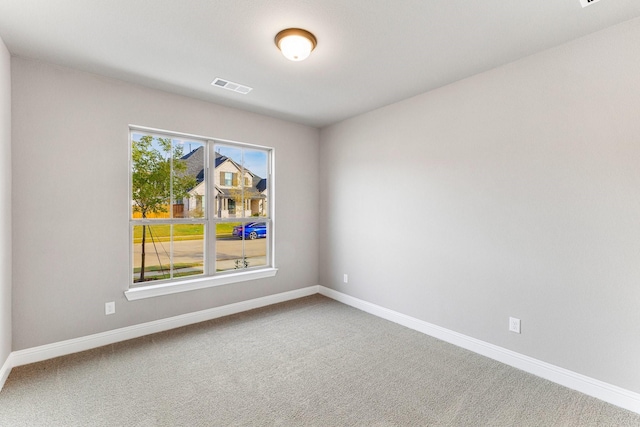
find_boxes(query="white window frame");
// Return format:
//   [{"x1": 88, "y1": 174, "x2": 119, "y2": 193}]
[{"x1": 125, "y1": 126, "x2": 276, "y2": 301}]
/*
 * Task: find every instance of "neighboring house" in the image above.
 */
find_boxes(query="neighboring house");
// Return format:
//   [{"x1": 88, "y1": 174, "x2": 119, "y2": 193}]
[{"x1": 180, "y1": 147, "x2": 267, "y2": 218}]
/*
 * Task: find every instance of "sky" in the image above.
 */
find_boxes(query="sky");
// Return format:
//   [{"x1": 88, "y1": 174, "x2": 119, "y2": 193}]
[
  {"x1": 132, "y1": 132, "x2": 269, "y2": 178},
  {"x1": 217, "y1": 144, "x2": 268, "y2": 178}
]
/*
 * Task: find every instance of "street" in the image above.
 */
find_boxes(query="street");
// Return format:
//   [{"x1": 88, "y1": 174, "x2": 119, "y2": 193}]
[{"x1": 132, "y1": 237, "x2": 267, "y2": 271}]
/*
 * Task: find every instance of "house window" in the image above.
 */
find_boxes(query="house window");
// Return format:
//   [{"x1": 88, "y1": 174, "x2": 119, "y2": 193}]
[
  {"x1": 223, "y1": 172, "x2": 234, "y2": 186},
  {"x1": 129, "y1": 128, "x2": 273, "y2": 296}
]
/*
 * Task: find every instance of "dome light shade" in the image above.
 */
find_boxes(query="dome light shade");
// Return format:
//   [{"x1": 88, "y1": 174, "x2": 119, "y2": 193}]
[{"x1": 275, "y1": 28, "x2": 317, "y2": 61}]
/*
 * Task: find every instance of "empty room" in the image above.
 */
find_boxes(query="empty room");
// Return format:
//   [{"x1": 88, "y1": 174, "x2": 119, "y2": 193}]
[{"x1": 1, "y1": 1, "x2": 640, "y2": 425}]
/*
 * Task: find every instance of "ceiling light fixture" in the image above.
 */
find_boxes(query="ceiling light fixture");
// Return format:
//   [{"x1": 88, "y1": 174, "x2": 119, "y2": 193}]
[{"x1": 274, "y1": 28, "x2": 317, "y2": 62}]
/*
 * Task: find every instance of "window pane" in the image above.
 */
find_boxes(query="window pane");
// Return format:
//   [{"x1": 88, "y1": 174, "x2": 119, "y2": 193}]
[
  {"x1": 216, "y1": 222, "x2": 245, "y2": 272},
  {"x1": 131, "y1": 134, "x2": 171, "y2": 219},
  {"x1": 215, "y1": 145, "x2": 243, "y2": 218},
  {"x1": 174, "y1": 139, "x2": 206, "y2": 219},
  {"x1": 132, "y1": 224, "x2": 172, "y2": 282},
  {"x1": 132, "y1": 223, "x2": 205, "y2": 284},
  {"x1": 215, "y1": 221, "x2": 268, "y2": 272},
  {"x1": 173, "y1": 224, "x2": 205, "y2": 278},
  {"x1": 215, "y1": 144, "x2": 269, "y2": 219},
  {"x1": 243, "y1": 148, "x2": 269, "y2": 218},
  {"x1": 245, "y1": 225, "x2": 267, "y2": 268}
]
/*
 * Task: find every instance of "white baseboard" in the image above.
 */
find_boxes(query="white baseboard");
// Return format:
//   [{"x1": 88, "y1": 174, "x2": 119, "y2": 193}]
[
  {"x1": 7, "y1": 286, "x2": 320, "y2": 372},
  {"x1": 4, "y1": 285, "x2": 639, "y2": 416},
  {"x1": 0, "y1": 352, "x2": 12, "y2": 391},
  {"x1": 318, "y1": 286, "x2": 640, "y2": 415}
]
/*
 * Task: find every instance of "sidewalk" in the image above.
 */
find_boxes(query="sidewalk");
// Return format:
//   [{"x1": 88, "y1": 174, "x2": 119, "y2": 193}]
[{"x1": 135, "y1": 256, "x2": 267, "y2": 279}]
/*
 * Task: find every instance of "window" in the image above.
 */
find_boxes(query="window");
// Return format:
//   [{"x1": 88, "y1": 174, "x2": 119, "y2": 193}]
[
  {"x1": 222, "y1": 172, "x2": 234, "y2": 186},
  {"x1": 129, "y1": 128, "x2": 274, "y2": 298},
  {"x1": 214, "y1": 143, "x2": 270, "y2": 272}
]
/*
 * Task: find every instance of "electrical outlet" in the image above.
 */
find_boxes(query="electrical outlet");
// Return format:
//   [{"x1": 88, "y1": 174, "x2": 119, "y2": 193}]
[
  {"x1": 343, "y1": 274, "x2": 348, "y2": 283},
  {"x1": 509, "y1": 317, "x2": 521, "y2": 334},
  {"x1": 105, "y1": 301, "x2": 116, "y2": 315}
]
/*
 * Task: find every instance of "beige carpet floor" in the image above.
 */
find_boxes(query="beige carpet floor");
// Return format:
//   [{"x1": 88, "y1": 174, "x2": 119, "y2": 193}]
[{"x1": 1, "y1": 294, "x2": 639, "y2": 426}]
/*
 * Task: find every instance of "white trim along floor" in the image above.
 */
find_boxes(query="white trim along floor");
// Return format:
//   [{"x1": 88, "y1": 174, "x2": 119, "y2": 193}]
[{"x1": 1, "y1": 285, "x2": 639, "y2": 415}]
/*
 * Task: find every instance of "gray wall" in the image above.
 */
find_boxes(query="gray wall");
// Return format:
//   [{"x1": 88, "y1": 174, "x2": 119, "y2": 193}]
[
  {"x1": 0, "y1": 36, "x2": 11, "y2": 366},
  {"x1": 319, "y1": 17, "x2": 640, "y2": 394},
  {"x1": 11, "y1": 58, "x2": 319, "y2": 350}
]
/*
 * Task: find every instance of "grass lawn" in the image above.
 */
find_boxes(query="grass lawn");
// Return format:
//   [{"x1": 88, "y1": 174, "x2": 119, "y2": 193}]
[{"x1": 132, "y1": 223, "x2": 241, "y2": 243}]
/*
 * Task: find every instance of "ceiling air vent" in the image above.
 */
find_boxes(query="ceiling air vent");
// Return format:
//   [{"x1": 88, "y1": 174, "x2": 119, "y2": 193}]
[{"x1": 211, "y1": 78, "x2": 253, "y2": 94}]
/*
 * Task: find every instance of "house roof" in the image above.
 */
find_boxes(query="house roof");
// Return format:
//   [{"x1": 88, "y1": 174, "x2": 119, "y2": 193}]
[
  {"x1": 181, "y1": 146, "x2": 205, "y2": 184},
  {"x1": 215, "y1": 187, "x2": 266, "y2": 199},
  {"x1": 181, "y1": 147, "x2": 266, "y2": 195}
]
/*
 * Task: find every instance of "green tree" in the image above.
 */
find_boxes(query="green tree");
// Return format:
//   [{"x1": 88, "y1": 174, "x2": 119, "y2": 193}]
[
  {"x1": 131, "y1": 135, "x2": 197, "y2": 282},
  {"x1": 228, "y1": 182, "x2": 259, "y2": 218}
]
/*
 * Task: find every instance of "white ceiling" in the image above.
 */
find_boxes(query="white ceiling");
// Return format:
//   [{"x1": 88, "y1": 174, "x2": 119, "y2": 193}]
[{"x1": 1, "y1": 0, "x2": 639, "y2": 128}]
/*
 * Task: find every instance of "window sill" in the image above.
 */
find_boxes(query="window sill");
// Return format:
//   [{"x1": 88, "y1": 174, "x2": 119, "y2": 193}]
[{"x1": 124, "y1": 268, "x2": 278, "y2": 301}]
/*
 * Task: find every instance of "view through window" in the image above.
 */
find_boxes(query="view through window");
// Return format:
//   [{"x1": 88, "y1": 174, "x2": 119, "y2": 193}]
[
  {"x1": 130, "y1": 129, "x2": 271, "y2": 286},
  {"x1": 214, "y1": 143, "x2": 270, "y2": 272}
]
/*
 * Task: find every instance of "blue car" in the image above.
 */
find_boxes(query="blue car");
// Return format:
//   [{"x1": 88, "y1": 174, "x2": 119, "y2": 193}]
[{"x1": 232, "y1": 222, "x2": 267, "y2": 240}]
